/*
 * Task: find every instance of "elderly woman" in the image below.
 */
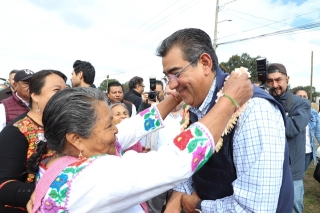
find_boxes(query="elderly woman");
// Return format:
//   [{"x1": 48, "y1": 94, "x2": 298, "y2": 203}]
[
  {"x1": 109, "y1": 102, "x2": 144, "y2": 153},
  {"x1": 0, "y1": 70, "x2": 67, "y2": 213},
  {"x1": 30, "y1": 72, "x2": 252, "y2": 213}
]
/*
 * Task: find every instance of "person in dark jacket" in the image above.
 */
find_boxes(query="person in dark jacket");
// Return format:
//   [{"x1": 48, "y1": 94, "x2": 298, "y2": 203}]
[
  {"x1": 0, "y1": 70, "x2": 18, "y2": 101},
  {"x1": 160, "y1": 28, "x2": 292, "y2": 213},
  {"x1": 123, "y1": 76, "x2": 144, "y2": 111},
  {"x1": 266, "y1": 63, "x2": 310, "y2": 213},
  {"x1": 0, "y1": 69, "x2": 34, "y2": 132}
]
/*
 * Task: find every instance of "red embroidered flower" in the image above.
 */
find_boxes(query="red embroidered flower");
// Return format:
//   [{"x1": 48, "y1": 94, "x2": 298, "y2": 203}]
[{"x1": 174, "y1": 129, "x2": 194, "y2": 151}]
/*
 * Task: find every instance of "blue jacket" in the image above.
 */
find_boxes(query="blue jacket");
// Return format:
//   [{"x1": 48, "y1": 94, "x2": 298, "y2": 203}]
[
  {"x1": 273, "y1": 89, "x2": 310, "y2": 180},
  {"x1": 308, "y1": 108, "x2": 320, "y2": 165}
]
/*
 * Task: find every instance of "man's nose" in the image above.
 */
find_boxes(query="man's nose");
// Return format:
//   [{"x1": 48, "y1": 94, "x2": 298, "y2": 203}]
[{"x1": 169, "y1": 81, "x2": 179, "y2": 90}]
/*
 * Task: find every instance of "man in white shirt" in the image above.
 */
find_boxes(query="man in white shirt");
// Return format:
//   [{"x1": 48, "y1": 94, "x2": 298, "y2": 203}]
[{"x1": 0, "y1": 69, "x2": 34, "y2": 131}]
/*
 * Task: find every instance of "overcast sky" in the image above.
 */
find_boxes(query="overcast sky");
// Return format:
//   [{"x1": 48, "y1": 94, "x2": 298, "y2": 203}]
[{"x1": 0, "y1": 0, "x2": 319, "y2": 90}]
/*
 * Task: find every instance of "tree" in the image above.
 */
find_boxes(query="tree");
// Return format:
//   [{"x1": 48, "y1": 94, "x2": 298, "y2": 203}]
[
  {"x1": 122, "y1": 81, "x2": 129, "y2": 93},
  {"x1": 219, "y1": 53, "x2": 261, "y2": 82},
  {"x1": 98, "y1": 78, "x2": 119, "y2": 92},
  {"x1": 98, "y1": 78, "x2": 130, "y2": 94},
  {"x1": 290, "y1": 85, "x2": 320, "y2": 102}
]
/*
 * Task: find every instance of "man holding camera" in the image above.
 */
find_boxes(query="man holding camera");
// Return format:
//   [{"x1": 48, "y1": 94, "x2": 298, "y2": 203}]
[
  {"x1": 159, "y1": 28, "x2": 292, "y2": 213},
  {"x1": 137, "y1": 79, "x2": 164, "y2": 113},
  {"x1": 266, "y1": 63, "x2": 310, "y2": 213}
]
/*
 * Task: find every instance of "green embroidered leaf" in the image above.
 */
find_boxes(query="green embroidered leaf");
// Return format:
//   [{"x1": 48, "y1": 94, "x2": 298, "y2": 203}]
[
  {"x1": 49, "y1": 190, "x2": 59, "y2": 199},
  {"x1": 63, "y1": 168, "x2": 76, "y2": 174},
  {"x1": 155, "y1": 119, "x2": 160, "y2": 127},
  {"x1": 144, "y1": 113, "x2": 150, "y2": 119},
  {"x1": 206, "y1": 147, "x2": 213, "y2": 160},
  {"x1": 151, "y1": 108, "x2": 155, "y2": 114},
  {"x1": 60, "y1": 188, "x2": 68, "y2": 198},
  {"x1": 75, "y1": 166, "x2": 85, "y2": 173},
  {"x1": 187, "y1": 139, "x2": 198, "y2": 153},
  {"x1": 194, "y1": 127, "x2": 203, "y2": 137}
]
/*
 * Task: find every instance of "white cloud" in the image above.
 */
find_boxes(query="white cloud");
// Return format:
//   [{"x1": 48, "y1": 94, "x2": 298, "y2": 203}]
[{"x1": 0, "y1": 0, "x2": 319, "y2": 90}]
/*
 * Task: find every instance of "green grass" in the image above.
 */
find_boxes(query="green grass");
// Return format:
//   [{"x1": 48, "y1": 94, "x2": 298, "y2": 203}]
[{"x1": 304, "y1": 162, "x2": 320, "y2": 213}]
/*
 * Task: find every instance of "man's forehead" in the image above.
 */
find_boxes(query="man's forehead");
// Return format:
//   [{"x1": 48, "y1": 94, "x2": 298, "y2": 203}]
[{"x1": 267, "y1": 72, "x2": 286, "y2": 79}]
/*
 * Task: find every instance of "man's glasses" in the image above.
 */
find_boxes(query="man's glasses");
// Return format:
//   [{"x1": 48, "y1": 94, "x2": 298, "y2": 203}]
[{"x1": 163, "y1": 55, "x2": 201, "y2": 84}]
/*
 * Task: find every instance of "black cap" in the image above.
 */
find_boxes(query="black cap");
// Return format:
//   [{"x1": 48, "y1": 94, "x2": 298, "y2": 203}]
[
  {"x1": 14, "y1": 69, "x2": 34, "y2": 82},
  {"x1": 267, "y1": 63, "x2": 287, "y2": 75}
]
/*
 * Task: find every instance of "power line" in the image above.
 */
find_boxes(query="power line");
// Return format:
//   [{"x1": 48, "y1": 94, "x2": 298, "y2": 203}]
[
  {"x1": 217, "y1": 21, "x2": 320, "y2": 46},
  {"x1": 218, "y1": 8, "x2": 320, "y2": 40},
  {"x1": 116, "y1": 0, "x2": 202, "y2": 49},
  {"x1": 114, "y1": 0, "x2": 182, "y2": 45}
]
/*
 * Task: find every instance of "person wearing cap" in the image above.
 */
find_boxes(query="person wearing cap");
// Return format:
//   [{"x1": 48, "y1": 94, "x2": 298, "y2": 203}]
[
  {"x1": 0, "y1": 69, "x2": 34, "y2": 132},
  {"x1": 266, "y1": 63, "x2": 310, "y2": 213},
  {"x1": 0, "y1": 70, "x2": 18, "y2": 101}
]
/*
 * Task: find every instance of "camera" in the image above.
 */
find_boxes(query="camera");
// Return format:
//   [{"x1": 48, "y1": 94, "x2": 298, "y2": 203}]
[
  {"x1": 148, "y1": 76, "x2": 158, "y2": 102},
  {"x1": 256, "y1": 57, "x2": 269, "y2": 90}
]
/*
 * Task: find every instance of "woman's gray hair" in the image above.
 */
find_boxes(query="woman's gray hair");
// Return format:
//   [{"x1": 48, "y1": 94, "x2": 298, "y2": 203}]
[
  {"x1": 42, "y1": 87, "x2": 107, "y2": 153},
  {"x1": 109, "y1": 102, "x2": 129, "y2": 113}
]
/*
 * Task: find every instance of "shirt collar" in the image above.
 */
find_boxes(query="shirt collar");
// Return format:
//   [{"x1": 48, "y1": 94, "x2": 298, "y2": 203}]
[
  {"x1": 190, "y1": 77, "x2": 217, "y2": 115},
  {"x1": 15, "y1": 92, "x2": 29, "y2": 107}
]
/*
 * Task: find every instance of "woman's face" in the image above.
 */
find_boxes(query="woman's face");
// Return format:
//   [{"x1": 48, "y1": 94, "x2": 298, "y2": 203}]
[
  {"x1": 32, "y1": 73, "x2": 67, "y2": 114},
  {"x1": 111, "y1": 105, "x2": 129, "y2": 125},
  {"x1": 82, "y1": 101, "x2": 119, "y2": 156}
]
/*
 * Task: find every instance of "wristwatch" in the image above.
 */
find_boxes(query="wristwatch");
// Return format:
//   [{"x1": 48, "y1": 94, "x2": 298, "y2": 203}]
[{"x1": 195, "y1": 200, "x2": 202, "y2": 213}]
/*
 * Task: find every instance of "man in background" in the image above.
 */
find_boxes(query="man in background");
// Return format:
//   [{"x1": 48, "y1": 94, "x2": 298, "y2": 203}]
[
  {"x1": 138, "y1": 80, "x2": 164, "y2": 113},
  {"x1": 0, "y1": 69, "x2": 34, "y2": 131},
  {"x1": 123, "y1": 76, "x2": 144, "y2": 111},
  {"x1": 0, "y1": 70, "x2": 18, "y2": 101},
  {"x1": 107, "y1": 81, "x2": 136, "y2": 116},
  {"x1": 266, "y1": 63, "x2": 310, "y2": 213},
  {"x1": 71, "y1": 60, "x2": 96, "y2": 88}
]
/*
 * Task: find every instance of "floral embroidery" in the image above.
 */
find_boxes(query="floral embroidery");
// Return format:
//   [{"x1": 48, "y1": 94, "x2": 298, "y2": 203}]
[
  {"x1": 38, "y1": 156, "x2": 100, "y2": 212},
  {"x1": 191, "y1": 145, "x2": 208, "y2": 172},
  {"x1": 43, "y1": 197, "x2": 60, "y2": 213},
  {"x1": 51, "y1": 174, "x2": 68, "y2": 191},
  {"x1": 174, "y1": 129, "x2": 194, "y2": 151},
  {"x1": 140, "y1": 107, "x2": 161, "y2": 131},
  {"x1": 13, "y1": 116, "x2": 55, "y2": 183}
]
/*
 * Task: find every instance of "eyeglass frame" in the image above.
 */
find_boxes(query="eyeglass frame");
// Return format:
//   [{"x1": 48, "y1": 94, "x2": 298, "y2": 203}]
[{"x1": 163, "y1": 54, "x2": 202, "y2": 84}]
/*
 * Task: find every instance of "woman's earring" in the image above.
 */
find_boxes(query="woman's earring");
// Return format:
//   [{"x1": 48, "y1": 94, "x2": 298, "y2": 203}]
[
  {"x1": 78, "y1": 149, "x2": 85, "y2": 160},
  {"x1": 36, "y1": 103, "x2": 41, "y2": 113}
]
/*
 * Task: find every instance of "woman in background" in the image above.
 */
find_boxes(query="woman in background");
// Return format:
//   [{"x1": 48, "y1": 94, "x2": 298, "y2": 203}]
[{"x1": 0, "y1": 70, "x2": 67, "y2": 213}]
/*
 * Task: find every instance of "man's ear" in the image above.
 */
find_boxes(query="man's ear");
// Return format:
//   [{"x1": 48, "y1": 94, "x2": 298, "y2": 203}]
[
  {"x1": 199, "y1": 53, "x2": 213, "y2": 75},
  {"x1": 12, "y1": 81, "x2": 17, "y2": 89},
  {"x1": 78, "y1": 71, "x2": 83, "y2": 80},
  {"x1": 286, "y1": 75, "x2": 290, "y2": 84}
]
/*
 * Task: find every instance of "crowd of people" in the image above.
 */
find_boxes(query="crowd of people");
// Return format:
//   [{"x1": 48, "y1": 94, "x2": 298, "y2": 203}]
[{"x1": 0, "y1": 28, "x2": 318, "y2": 213}]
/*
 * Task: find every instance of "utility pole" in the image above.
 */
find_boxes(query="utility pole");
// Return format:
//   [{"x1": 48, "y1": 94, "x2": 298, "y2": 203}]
[
  {"x1": 213, "y1": 0, "x2": 219, "y2": 50},
  {"x1": 106, "y1": 75, "x2": 110, "y2": 92},
  {"x1": 310, "y1": 51, "x2": 313, "y2": 103}
]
